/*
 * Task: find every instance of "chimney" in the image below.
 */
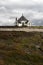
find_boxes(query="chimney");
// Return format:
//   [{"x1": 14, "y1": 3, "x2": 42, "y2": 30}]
[{"x1": 16, "y1": 17, "x2": 17, "y2": 21}]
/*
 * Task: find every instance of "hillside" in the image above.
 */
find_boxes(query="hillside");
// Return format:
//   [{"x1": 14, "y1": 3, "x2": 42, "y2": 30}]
[
  {"x1": 0, "y1": 26, "x2": 43, "y2": 29},
  {"x1": 0, "y1": 31, "x2": 43, "y2": 65}
]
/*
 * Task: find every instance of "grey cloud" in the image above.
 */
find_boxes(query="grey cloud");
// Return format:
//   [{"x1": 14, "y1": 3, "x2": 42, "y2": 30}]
[
  {"x1": 0, "y1": 0, "x2": 43, "y2": 26},
  {"x1": 32, "y1": 19, "x2": 43, "y2": 26}
]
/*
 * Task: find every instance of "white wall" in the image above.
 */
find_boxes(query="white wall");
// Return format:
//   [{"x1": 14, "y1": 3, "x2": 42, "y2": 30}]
[
  {"x1": 17, "y1": 20, "x2": 32, "y2": 27},
  {"x1": 27, "y1": 21, "x2": 32, "y2": 26}
]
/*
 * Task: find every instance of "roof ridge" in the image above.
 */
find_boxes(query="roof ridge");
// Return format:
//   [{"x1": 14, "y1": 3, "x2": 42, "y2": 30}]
[{"x1": 18, "y1": 15, "x2": 28, "y2": 22}]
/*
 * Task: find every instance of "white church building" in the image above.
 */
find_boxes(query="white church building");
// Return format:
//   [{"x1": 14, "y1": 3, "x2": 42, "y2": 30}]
[{"x1": 15, "y1": 14, "x2": 31, "y2": 27}]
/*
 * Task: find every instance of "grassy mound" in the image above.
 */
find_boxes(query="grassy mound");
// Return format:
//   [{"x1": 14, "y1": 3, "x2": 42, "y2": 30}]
[{"x1": 0, "y1": 31, "x2": 43, "y2": 65}]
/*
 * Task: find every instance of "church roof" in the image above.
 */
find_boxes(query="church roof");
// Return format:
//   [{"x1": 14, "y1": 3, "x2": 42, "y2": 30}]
[{"x1": 18, "y1": 15, "x2": 28, "y2": 22}]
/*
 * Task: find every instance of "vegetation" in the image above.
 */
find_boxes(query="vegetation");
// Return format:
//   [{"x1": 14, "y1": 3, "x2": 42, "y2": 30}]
[
  {"x1": 0, "y1": 26, "x2": 43, "y2": 29},
  {"x1": 31, "y1": 26, "x2": 43, "y2": 29},
  {"x1": 0, "y1": 31, "x2": 43, "y2": 65}
]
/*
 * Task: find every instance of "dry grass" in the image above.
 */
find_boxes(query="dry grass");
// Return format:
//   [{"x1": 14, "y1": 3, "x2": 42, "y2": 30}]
[{"x1": 0, "y1": 31, "x2": 43, "y2": 65}]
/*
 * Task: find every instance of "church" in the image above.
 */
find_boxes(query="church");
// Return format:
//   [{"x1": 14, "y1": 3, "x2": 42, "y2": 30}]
[{"x1": 15, "y1": 14, "x2": 31, "y2": 27}]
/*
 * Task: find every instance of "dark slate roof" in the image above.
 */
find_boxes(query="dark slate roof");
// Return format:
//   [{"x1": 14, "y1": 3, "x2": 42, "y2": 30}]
[{"x1": 18, "y1": 15, "x2": 28, "y2": 22}]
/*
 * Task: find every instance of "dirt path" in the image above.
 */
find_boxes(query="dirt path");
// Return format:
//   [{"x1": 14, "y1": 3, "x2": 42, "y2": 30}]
[{"x1": 0, "y1": 28, "x2": 43, "y2": 32}]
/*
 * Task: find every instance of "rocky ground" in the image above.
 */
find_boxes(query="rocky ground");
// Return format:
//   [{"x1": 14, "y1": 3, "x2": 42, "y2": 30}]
[{"x1": 0, "y1": 28, "x2": 43, "y2": 32}]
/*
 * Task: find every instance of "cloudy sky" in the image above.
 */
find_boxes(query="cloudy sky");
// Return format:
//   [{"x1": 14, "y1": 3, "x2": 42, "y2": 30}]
[{"x1": 0, "y1": 0, "x2": 43, "y2": 26}]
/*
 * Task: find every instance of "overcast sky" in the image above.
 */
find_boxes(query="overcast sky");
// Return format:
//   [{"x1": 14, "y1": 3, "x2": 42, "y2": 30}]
[{"x1": 0, "y1": 0, "x2": 43, "y2": 26}]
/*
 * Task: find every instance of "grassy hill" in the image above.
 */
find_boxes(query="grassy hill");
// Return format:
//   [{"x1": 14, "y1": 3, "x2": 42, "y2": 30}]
[
  {"x1": 0, "y1": 31, "x2": 43, "y2": 65},
  {"x1": 0, "y1": 26, "x2": 43, "y2": 29}
]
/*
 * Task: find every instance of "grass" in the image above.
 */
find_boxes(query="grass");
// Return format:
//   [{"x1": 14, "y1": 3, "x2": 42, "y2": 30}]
[
  {"x1": 31, "y1": 26, "x2": 43, "y2": 29},
  {"x1": 0, "y1": 31, "x2": 43, "y2": 65},
  {"x1": 0, "y1": 26, "x2": 43, "y2": 29}
]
